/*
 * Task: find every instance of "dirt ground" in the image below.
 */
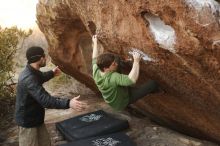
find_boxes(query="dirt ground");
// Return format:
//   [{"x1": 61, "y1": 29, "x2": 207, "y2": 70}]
[{"x1": 0, "y1": 76, "x2": 218, "y2": 146}]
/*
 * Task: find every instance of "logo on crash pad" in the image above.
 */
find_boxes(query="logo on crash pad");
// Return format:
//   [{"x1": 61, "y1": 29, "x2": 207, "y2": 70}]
[
  {"x1": 92, "y1": 137, "x2": 121, "y2": 146},
  {"x1": 80, "y1": 114, "x2": 103, "y2": 122}
]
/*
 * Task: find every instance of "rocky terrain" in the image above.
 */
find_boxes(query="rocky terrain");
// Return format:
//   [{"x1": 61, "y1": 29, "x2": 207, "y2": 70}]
[
  {"x1": 1, "y1": 0, "x2": 220, "y2": 145},
  {"x1": 0, "y1": 79, "x2": 218, "y2": 146},
  {"x1": 36, "y1": 0, "x2": 220, "y2": 144}
]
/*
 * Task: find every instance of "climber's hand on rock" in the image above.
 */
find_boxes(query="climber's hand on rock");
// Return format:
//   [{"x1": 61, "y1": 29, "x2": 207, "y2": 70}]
[
  {"x1": 69, "y1": 95, "x2": 87, "y2": 111},
  {"x1": 92, "y1": 35, "x2": 97, "y2": 44},
  {"x1": 132, "y1": 51, "x2": 141, "y2": 63}
]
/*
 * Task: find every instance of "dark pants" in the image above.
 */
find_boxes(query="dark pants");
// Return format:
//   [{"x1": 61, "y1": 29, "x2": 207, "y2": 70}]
[{"x1": 128, "y1": 80, "x2": 158, "y2": 104}]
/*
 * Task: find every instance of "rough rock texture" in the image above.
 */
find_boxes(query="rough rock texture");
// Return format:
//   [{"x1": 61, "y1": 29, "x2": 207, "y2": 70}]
[{"x1": 36, "y1": 0, "x2": 220, "y2": 144}]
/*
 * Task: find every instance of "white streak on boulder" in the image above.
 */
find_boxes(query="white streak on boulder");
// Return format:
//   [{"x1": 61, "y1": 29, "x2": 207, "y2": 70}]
[
  {"x1": 143, "y1": 14, "x2": 176, "y2": 53},
  {"x1": 185, "y1": 0, "x2": 220, "y2": 14}
]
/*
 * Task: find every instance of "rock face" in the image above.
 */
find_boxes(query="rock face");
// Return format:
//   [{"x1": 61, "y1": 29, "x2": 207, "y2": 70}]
[{"x1": 36, "y1": 0, "x2": 220, "y2": 143}]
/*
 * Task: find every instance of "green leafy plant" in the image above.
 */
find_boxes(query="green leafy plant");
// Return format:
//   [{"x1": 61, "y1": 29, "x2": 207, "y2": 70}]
[{"x1": 0, "y1": 26, "x2": 31, "y2": 99}]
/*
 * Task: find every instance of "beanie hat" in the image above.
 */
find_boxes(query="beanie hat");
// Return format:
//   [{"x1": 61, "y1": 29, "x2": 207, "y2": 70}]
[{"x1": 26, "y1": 46, "x2": 45, "y2": 64}]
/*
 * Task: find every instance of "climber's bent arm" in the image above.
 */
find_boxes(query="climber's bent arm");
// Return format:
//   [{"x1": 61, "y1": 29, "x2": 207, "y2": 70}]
[{"x1": 128, "y1": 52, "x2": 141, "y2": 83}]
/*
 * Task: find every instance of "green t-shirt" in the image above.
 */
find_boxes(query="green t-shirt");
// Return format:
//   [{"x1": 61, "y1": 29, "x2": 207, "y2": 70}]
[{"x1": 92, "y1": 59, "x2": 134, "y2": 110}]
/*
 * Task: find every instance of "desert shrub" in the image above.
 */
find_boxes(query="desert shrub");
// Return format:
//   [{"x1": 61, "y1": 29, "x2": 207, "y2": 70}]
[{"x1": 0, "y1": 26, "x2": 31, "y2": 99}]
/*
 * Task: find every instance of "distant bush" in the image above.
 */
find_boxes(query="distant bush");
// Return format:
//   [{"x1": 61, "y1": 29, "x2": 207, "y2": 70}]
[{"x1": 0, "y1": 26, "x2": 31, "y2": 99}]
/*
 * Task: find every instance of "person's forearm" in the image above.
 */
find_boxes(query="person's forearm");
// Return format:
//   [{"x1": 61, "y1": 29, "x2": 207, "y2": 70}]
[
  {"x1": 128, "y1": 61, "x2": 140, "y2": 83},
  {"x1": 42, "y1": 71, "x2": 54, "y2": 82},
  {"x1": 92, "y1": 40, "x2": 98, "y2": 59}
]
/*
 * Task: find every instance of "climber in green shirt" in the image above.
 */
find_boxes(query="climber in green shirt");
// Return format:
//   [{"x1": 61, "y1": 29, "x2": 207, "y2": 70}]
[{"x1": 92, "y1": 35, "x2": 158, "y2": 111}]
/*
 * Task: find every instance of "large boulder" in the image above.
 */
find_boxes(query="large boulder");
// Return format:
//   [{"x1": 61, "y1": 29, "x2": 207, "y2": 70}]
[{"x1": 36, "y1": 0, "x2": 220, "y2": 143}]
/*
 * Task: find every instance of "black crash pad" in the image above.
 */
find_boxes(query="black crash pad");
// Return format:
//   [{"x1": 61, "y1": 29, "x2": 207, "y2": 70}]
[
  {"x1": 56, "y1": 110, "x2": 129, "y2": 141},
  {"x1": 59, "y1": 132, "x2": 136, "y2": 146}
]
